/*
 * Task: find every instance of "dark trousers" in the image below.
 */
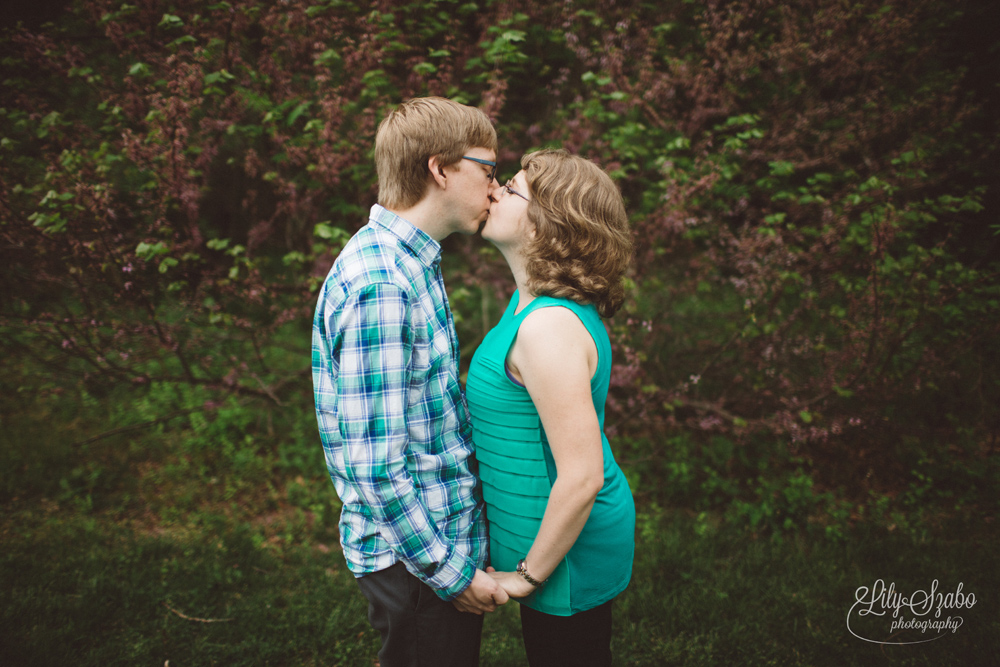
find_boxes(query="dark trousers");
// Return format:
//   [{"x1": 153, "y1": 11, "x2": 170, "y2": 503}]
[
  {"x1": 520, "y1": 600, "x2": 614, "y2": 667},
  {"x1": 356, "y1": 562, "x2": 484, "y2": 667}
]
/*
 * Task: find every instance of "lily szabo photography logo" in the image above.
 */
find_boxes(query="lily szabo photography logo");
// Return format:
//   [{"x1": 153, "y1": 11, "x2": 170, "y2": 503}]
[{"x1": 847, "y1": 579, "x2": 976, "y2": 645}]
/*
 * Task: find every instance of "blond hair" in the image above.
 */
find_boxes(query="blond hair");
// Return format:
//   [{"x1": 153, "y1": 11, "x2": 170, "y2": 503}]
[
  {"x1": 521, "y1": 149, "x2": 632, "y2": 318},
  {"x1": 374, "y1": 97, "x2": 498, "y2": 210}
]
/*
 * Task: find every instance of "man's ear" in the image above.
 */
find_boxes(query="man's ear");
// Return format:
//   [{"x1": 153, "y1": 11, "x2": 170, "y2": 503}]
[{"x1": 427, "y1": 155, "x2": 449, "y2": 190}]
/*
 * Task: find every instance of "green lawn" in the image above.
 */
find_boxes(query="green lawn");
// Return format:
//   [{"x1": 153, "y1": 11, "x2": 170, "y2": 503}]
[{"x1": 2, "y1": 385, "x2": 997, "y2": 666}]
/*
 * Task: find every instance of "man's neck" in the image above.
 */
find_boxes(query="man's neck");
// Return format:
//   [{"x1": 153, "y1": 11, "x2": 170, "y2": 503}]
[{"x1": 385, "y1": 194, "x2": 451, "y2": 242}]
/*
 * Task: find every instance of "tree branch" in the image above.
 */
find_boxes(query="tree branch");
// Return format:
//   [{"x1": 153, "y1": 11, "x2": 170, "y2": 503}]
[
  {"x1": 72, "y1": 406, "x2": 215, "y2": 446},
  {"x1": 163, "y1": 602, "x2": 233, "y2": 623}
]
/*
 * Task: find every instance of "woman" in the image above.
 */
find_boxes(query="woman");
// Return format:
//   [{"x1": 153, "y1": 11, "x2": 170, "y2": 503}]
[{"x1": 465, "y1": 149, "x2": 635, "y2": 666}]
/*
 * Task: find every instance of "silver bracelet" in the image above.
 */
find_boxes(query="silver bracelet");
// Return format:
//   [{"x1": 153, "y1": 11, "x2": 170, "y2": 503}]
[{"x1": 516, "y1": 558, "x2": 546, "y2": 587}]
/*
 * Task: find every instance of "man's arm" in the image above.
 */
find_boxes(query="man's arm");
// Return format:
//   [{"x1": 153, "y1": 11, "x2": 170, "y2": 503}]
[{"x1": 328, "y1": 283, "x2": 490, "y2": 603}]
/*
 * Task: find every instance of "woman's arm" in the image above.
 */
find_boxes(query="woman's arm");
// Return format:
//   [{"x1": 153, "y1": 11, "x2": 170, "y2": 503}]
[{"x1": 491, "y1": 305, "x2": 604, "y2": 597}]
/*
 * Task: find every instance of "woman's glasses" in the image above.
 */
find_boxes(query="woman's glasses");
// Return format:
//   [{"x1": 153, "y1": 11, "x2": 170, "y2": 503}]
[{"x1": 502, "y1": 180, "x2": 529, "y2": 202}]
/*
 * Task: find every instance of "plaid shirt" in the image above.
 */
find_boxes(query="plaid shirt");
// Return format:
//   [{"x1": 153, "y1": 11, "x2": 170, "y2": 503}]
[{"x1": 311, "y1": 204, "x2": 487, "y2": 601}]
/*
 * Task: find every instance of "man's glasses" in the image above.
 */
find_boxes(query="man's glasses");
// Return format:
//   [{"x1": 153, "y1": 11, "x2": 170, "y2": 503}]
[
  {"x1": 462, "y1": 156, "x2": 497, "y2": 182},
  {"x1": 502, "y1": 180, "x2": 529, "y2": 202}
]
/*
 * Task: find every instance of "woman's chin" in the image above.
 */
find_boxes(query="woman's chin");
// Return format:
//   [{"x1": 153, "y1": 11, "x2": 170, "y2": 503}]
[{"x1": 479, "y1": 217, "x2": 496, "y2": 239}]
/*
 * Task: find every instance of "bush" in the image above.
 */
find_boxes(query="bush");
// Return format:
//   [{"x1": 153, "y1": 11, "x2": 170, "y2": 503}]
[{"x1": 2, "y1": 0, "x2": 997, "y2": 513}]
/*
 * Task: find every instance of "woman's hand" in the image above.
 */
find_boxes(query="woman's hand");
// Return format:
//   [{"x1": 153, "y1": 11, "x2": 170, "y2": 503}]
[{"x1": 486, "y1": 566, "x2": 537, "y2": 599}]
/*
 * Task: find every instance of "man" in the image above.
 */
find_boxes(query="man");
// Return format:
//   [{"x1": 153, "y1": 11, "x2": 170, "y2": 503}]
[{"x1": 311, "y1": 97, "x2": 507, "y2": 666}]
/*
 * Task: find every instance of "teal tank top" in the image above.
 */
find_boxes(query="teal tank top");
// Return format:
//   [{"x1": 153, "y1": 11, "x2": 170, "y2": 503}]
[{"x1": 465, "y1": 292, "x2": 635, "y2": 616}]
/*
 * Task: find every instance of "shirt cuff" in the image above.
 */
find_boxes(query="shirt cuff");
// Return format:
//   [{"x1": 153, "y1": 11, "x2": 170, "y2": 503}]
[{"x1": 425, "y1": 551, "x2": 478, "y2": 602}]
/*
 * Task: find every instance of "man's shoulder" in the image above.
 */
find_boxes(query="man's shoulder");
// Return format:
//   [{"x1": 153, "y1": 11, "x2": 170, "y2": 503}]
[
  {"x1": 324, "y1": 224, "x2": 419, "y2": 299},
  {"x1": 336, "y1": 226, "x2": 396, "y2": 280}
]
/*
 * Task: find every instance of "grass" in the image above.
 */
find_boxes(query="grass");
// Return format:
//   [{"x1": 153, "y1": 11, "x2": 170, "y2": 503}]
[{"x1": 2, "y1": 380, "x2": 998, "y2": 666}]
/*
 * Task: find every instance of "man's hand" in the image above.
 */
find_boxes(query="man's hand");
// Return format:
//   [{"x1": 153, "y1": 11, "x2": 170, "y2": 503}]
[{"x1": 452, "y1": 568, "x2": 509, "y2": 614}]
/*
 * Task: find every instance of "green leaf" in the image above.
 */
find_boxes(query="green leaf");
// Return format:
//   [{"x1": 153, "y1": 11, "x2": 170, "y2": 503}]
[
  {"x1": 286, "y1": 101, "x2": 312, "y2": 127},
  {"x1": 314, "y1": 222, "x2": 336, "y2": 239},
  {"x1": 314, "y1": 49, "x2": 342, "y2": 66},
  {"x1": 158, "y1": 257, "x2": 178, "y2": 273},
  {"x1": 203, "y1": 69, "x2": 236, "y2": 86},
  {"x1": 168, "y1": 35, "x2": 198, "y2": 49},
  {"x1": 282, "y1": 251, "x2": 307, "y2": 266},
  {"x1": 136, "y1": 241, "x2": 169, "y2": 259},
  {"x1": 158, "y1": 14, "x2": 184, "y2": 29},
  {"x1": 768, "y1": 161, "x2": 795, "y2": 176}
]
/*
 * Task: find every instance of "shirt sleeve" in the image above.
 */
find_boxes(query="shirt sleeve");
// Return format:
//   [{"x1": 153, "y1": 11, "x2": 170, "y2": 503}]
[{"x1": 332, "y1": 282, "x2": 475, "y2": 600}]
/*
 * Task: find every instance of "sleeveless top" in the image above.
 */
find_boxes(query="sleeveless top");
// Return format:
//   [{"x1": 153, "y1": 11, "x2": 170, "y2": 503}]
[{"x1": 465, "y1": 291, "x2": 635, "y2": 616}]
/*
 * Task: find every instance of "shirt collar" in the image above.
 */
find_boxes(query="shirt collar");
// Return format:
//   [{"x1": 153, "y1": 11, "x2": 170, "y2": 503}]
[{"x1": 369, "y1": 204, "x2": 442, "y2": 267}]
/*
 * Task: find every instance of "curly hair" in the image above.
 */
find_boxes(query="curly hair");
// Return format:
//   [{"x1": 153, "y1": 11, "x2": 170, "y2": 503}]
[{"x1": 520, "y1": 149, "x2": 633, "y2": 318}]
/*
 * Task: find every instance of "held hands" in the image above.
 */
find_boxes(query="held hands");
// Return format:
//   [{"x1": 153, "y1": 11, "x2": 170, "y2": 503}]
[
  {"x1": 451, "y1": 565, "x2": 538, "y2": 614},
  {"x1": 452, "y1": 568, "x2": 509, "y2": 615},
  {"x1": 486, "y1": 566, "x2": 537, "y2": 599}
]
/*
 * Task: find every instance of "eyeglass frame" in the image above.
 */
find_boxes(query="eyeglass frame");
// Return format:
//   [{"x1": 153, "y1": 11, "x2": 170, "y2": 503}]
[
  {"x1": 461, "y1": 155, "x2": 497, "y2": 182},
  {"x1": 502, "y1": 179, "x2": 530, "y2": 202}
]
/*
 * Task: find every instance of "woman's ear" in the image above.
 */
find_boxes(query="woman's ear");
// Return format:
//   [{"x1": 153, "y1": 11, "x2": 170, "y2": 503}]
[{"x1": 427, "y1": 155, "x2": 449, "y2": 190}]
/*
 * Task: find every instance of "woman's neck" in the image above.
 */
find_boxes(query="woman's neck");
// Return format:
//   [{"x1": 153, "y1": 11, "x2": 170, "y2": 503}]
[{"x1": 501, "y1": 248, "x2": 535, "y2": 315}]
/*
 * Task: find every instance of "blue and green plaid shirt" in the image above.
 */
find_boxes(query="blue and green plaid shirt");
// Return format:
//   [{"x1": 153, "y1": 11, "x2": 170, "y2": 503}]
[{"x1": 311, "y1": 204, "x2": 487, "y2": 601}]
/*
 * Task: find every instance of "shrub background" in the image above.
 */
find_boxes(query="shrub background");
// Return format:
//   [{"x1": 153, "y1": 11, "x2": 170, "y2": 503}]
[{"x1": 1, "y1": 1, "x2": 999, "y2": 663}]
